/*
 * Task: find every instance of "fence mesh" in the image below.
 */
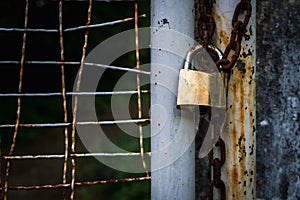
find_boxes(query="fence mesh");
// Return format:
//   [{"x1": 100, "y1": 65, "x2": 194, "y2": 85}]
[{"x1": 0, "y1": 0, "x2": 150, "y2": 199}]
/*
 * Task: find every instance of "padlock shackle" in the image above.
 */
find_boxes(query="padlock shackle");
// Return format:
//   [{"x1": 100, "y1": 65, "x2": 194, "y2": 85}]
[
  {"x1": 183, "y1": 45, "x2": 203, "y2": 69},
  {"x1": 183, "y1": 44, "x2": 223, "y2": 72},
  {"x1": 208, "y1": 44, "x2": 223, "y2": 63}
]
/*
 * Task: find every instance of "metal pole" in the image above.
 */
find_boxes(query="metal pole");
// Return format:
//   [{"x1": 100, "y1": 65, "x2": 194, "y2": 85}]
[
  {"x1": 151, "y1": 0, "x2": 195, "y2": 199},
  {"x1": 213, "y1": 0, "x2": 256, "y2": 199}
]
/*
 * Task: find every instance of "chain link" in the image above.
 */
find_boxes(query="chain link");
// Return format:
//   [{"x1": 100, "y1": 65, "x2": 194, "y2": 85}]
[
  {"x1": 198, "y1": 0, "x2": 215, "y2": 51},
  {"x1": 198, "y1": 0, "x2": 252, "y2": 199},
  {"x1": 216, "y1": 0, "x2": 252, "y2": 69},
  {"x1": 208, "y1": 138, "x2": 226, "y2": 200},
  {"x1": 199, "y1": 0, "x2": 252, "y2": 70},
  {"x1": 198, "y1": 0, "x2": 221, "y2": 64}
]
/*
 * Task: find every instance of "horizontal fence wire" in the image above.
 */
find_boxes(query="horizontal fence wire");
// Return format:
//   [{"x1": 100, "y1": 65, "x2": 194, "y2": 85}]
[
  {"x1": 0, "y1": 14, "x2": 146, "y2": 33},
  {"x1": 0, "y1": 90, "x2": 150, "y2": 97},
  {"x1": 3, "y1": 176, "x2": 151, "y2": 191},
  {"x1": 0, "y1": 118, "x2": 150, "y2": 128},
  {"x1": 0, "y1": 61, "x2": 150, "y2": 74},
  {"x1": 2, "y1": 152, "x2": 152, "y2": 160},
  {"x1": 0, "y1": 0, "x2": 151, "y2": 199}
]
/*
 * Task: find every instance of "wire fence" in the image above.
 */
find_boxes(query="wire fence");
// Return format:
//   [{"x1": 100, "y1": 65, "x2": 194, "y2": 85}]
[{"x1": 0, "y1": 0, "x2": 150, "y2": 199}]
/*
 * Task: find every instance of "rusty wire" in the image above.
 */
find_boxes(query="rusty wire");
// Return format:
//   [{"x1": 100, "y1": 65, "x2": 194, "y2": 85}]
[
  {"x1": 70, "y1": 1, "x2": 93, "y2": 198},
  {"x1": 0, "y1": 118, "x2": 150, "y2": 128},
  {"x1": 0, "y1": 176, "x2": 150, "y2": 191},
  {"x1": 0, "y1": 14, "x2": 146, "y2": 33},
  {"x1": 0, "y1": 90, "x2": 150, "y2": 97},
  {"x1": 3, "y1": 1, "x2": 29, "y2": 199},
  {"x1": 0, "y1": 61, "x2": 151, "y2": 74},
  {"x1": 1, "y1": 152, "x2": 151, "y2": 160},
  {"x1": 134, "y1": 2, "x2": 150, "y2": 177},
  {"x1": 0, "y1": 1, "x2": 150, "y2": 199},
  {"x1": 58, "y1": 1, "x2": 68, "y2": 199}
]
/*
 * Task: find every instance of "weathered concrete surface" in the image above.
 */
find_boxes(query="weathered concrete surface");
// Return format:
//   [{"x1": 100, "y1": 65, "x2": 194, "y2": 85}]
[{"x1": 256, "y1": 0, "x2": 300, "y2": 199}]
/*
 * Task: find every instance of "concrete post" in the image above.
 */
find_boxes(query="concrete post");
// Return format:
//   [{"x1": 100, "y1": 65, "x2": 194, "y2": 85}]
[{"x1": 151, "y1": 0, "x2": 195, "y2": 199}]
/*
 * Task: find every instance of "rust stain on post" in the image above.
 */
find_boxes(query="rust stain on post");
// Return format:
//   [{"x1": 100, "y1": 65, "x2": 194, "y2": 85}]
[
  {"x1": 219, "y1": 29, "x2": 230, "y2": 46},
  {"x1": 213, "y1": 1, "x2": 256, "y2": 199}
]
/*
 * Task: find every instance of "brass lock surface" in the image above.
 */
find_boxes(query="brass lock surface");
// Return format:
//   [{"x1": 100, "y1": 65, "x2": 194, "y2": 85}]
[{"x1": 177, "y1": 44, "x2": 225, "y2": 110}]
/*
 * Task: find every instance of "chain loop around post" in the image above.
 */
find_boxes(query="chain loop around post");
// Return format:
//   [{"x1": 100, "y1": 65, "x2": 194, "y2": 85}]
[
  {"x1": 199, "y1": 0, "x2": 252, "y2": 70},
  {"x1": 216, "y1": 0, "x2": 252, "y2": 69}
]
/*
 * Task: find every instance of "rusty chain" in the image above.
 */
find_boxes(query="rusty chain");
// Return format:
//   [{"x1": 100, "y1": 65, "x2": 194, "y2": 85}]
[
  {"x1": 208, "y1": 138, "x2": 226, "y2": 200},
  {"x1": 198, "y1": 0, "x2": 252, "y2": 199},
  {"x1": 199, "y1": 0, "x2": 252, "y2": 69},
  {"x1": 198, "y1": 0, "x2": 220, "y2": 64},
  {"x1": 216, "y1": 0, "x2": 252, "y2": 69},
  {"x1": 198, "y1": 0, "x2": 215, "y2": 51}
]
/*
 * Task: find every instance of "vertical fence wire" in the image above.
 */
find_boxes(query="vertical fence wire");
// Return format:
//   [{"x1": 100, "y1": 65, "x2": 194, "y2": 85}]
[
  {"x1": 134, "y1": 2, "x2": 149, "y2": 177},
  {"x1": 3, "y1": 1, "x2": 29, "y2": 199},
  {"x1": 70, "y1": 1, "x2": 93, "y2": 199},
  {"x1": 58, "y1": 1, "x2": 69, "y2": 199}
]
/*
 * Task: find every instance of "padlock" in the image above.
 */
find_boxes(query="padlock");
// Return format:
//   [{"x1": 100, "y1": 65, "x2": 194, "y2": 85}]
[{"x1": 177, "y1": 44, "x2": 225, "y2": 111}]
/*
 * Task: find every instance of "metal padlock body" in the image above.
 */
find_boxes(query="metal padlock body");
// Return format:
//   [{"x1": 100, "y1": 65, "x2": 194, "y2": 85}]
[{"x1": 177, "y1": 44, "x2": 225, "y2": 109}]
